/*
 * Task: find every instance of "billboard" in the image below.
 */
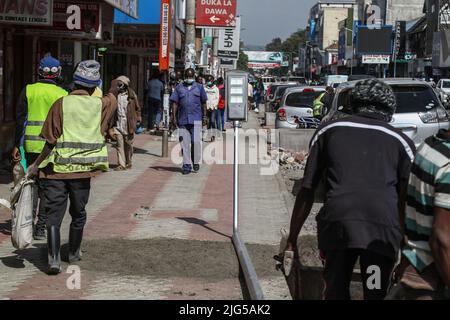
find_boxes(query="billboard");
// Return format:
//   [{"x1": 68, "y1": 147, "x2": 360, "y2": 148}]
[
  {"x1": 244, "y1": 51, "x2": 284, "y2": 69},
  {"x1": 0, "y1": 0, "x2": 53, "y2": 26},
  {"x1": 356, "y1": 26, "x2": 392, "y2": 55},
  {"x1": 105, "y1": 0, "x2": 138, "y2": 19},
  {"x1": 433, "y1": 30, "x2": 450, "y2": 68}
]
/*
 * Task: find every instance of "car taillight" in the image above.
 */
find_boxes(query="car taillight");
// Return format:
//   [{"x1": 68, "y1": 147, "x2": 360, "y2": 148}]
[
  {"x1": 303, "y1": 88, "x2": 315, "y2": 93},
  {"x1": 419, "y1": 110, "x2": 438, "y2": 123},
  {"x1": 278, "y1": 108, "x2": 287, "y2": 121}
]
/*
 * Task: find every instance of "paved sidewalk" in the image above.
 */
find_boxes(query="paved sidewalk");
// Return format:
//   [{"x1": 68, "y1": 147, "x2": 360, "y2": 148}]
[{"x1": 0, "y1": 113, "x2": 291, "y2": 300}]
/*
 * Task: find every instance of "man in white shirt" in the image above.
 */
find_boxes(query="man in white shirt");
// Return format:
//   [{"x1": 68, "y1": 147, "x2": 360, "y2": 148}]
[{"x1": 204, "y1": 75, "x2": 220, "y2": 142}]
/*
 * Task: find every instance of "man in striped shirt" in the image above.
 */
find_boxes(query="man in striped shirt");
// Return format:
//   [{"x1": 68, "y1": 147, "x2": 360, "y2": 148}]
[
  {"x1": 398, "y1": 130, "x2": 450, "y2": 299},
  {"x1": 285, "y1": 79, "x2": 416, "y2": 300}
]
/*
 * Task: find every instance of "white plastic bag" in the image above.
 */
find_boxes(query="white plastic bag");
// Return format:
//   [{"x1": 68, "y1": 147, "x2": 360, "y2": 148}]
[{"x1": 10, "y1": 178, "x2": 35, "y2": 250}]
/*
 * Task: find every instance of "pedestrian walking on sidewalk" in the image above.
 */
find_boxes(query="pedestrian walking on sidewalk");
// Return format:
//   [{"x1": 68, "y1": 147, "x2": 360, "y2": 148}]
[
  {"x1": 27, "y1": 60, "x2": 118, "y2": 275},
  {"x1": 11, "y1": 55, "x2": 68, "y2": 240},
  {"x1": 112, "y1": 76, "x2": 141, "y2": 171},
  {"x1": 284, "y1": 79, "x2": 416, "y2": 300},
  {"x1": 170, "y1": 68, "x2": 208, "y2": 175},
  {"x1": 388, "y1": 129, "x2": 450, "y2": 300},
  {"x1": 217, "y1": 77, "x2": 226, "y2": 132},
  {"x1": 204, "y1": 75, "x2": 221, "y2": 142},
  {"x1": 146, "y1": 72, "x2": 164, "y2": 132}
]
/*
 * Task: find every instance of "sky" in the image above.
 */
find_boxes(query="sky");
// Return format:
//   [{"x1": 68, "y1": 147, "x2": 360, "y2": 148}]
[{"x1": 237, "y1": 0, "x2": 317, "y2": 48}]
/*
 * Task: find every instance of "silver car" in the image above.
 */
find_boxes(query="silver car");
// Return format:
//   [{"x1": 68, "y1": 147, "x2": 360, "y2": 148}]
[
  {"x1": 275, "y1": 86, "x2": 325, "y2": 129},
  {"x1": 323, "y1": 78, "x2": 450, "y2": 147}
]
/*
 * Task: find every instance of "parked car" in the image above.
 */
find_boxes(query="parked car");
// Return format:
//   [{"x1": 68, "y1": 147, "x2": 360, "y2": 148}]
[
  {"x1": 269, "y1": 84, "x2": 301, "y2": 111},
  {"x1": 347, "y1": 74, "x2": 375, "y2": 82},
  {"x1": 325, "y1": 75, "x2": 349, "y2": 87},
  {"x1": 436, "y1": 79, "x2": 450, "y2": 108},
  {"x1": 275, "y1": 86, "x2": 326, "y2": 129},
  {"x1": 323, "y1": 78, "x2": 450, "y2": 147},
  {"x1": 286, "y1": 76, "x2": 307, "y2": 85}
]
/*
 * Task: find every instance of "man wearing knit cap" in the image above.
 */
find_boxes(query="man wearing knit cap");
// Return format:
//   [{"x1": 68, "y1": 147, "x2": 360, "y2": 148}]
[
  {"x1": 27, "y1": 60, "x2": 118, "y2": 275},
  {"x1": 112, "y1": 75, "x2": 141, "y2": 171},
  {"x1": 12, "y1": 54, "x2": 68, "y2": 240},
  {"x1": 284, "y1": 79, "x2": 416, "y2": 300}
]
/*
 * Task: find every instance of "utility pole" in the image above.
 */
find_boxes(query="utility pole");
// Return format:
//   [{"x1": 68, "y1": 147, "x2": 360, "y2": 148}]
[{"x1": 185, "y1": 0, "x2": 196, "y2": 69}]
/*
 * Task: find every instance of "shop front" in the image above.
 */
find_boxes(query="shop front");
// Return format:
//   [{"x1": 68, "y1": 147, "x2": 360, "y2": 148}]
[{"x1": 0, "y1": 0, "x2": 134, "y2": 164}]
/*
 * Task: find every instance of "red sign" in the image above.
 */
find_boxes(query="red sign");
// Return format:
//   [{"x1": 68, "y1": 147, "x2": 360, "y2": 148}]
[
  {"x1": 159, "y1": 0, "x2": 171, "y2": 71},
  {"x1": 196, "y1": 0, "x2": 237, "y2": 28}
]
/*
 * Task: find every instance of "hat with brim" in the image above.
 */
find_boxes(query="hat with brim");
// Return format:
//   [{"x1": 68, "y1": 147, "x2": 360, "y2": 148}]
[{"x1": 73, "y1": 60, "x2": 101, "y2": 88}]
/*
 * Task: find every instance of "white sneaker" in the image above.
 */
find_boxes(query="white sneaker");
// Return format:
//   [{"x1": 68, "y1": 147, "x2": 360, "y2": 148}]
[{"x1": 254, "y1": 108, "x2": 259, "y2": 113}]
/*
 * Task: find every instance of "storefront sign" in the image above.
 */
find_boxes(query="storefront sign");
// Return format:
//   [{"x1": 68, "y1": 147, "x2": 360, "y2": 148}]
[
  {"x1": 0, "y1": 0, "x2": 53, "y2": 26},
  {"x1": 196, "y1": 0, "x2": 237, "y2": 28},
  {"x1": 104, "y1": 0, "x2": 138, "y2": 19}
]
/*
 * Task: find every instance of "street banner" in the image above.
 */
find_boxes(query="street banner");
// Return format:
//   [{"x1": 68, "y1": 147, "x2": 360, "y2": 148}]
[
  {"x1": 159, "y1": 0, "x2": 171, "y2": 71},
  {"x1": 244, "y1": 51, "x2": 283, "y2": 63},
  {"x1": 218, "y1": 16, "x2": 240, "y2": 59},
  {"x1": 362, "y1": 54, "x2": 390, "y2": 64},
  {"x1": 196, "y1": 0, "x2": 237, "y2": 28},
  {"x1": 0, "y1": 0, "x2": 53, "y2": 26},
  {"x1": 104, "y1": 0, "x2": 138, "y2": 19}
]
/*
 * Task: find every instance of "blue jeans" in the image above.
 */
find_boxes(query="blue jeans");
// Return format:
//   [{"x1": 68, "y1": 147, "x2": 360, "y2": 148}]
[
  {"x1": 178, "y1": 123, "x2": 202, "y2": 171},
  {"x1": 147, "y1": 98, "x2": 162, "y2": 129},
  {"x1": 219, "y1": 108, "x2": 225, "y2": 131}
]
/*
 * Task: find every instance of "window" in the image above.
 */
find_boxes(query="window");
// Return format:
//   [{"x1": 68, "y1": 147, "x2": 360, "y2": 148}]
[{"x1": 285, "y1": 91, "x2": 323, "y2": 107}]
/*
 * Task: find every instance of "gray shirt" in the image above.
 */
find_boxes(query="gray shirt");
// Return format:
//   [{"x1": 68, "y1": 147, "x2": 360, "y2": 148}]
[{"x1": 147, "y1": 79, "x2": 164, "y2": 101}]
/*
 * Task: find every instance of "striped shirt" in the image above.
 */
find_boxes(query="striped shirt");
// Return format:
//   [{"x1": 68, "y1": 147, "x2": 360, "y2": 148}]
[{"x1": 403, "y1": 129, "x2": 450, "y2": 271}]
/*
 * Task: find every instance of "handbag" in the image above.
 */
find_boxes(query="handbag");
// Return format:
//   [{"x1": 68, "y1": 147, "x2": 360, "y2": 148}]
[{"x1": 10, "y1": 178, "x2": 35, "y2": 250}]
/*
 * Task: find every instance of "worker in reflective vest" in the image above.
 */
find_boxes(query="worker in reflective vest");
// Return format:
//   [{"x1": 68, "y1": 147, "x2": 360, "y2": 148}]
[
  {"x1": 27, "y1": 60, "x2": 118, "y2": 275},
  {"x1": 12, "y1": 55, "x2": 68, "y2": 240},
  {"x1": 313, "y1": 92, "x2": 326, "y2": 120}
]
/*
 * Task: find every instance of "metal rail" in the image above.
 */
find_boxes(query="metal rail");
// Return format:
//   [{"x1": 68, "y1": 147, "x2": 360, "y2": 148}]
[{"x1": 231, "y1": 121, "x2": 265, "y2": 300}]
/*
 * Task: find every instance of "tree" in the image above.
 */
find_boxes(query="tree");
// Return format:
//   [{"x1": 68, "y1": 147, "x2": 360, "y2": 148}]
[
  {"x1": 265, "y1": 29, "x2": 307, "y2": 57},
  {"x1": 265, "y1": 37, "x2": 283, "y2": 52},
  {"x1": 237, "y1": 50, "x2": 249, "y2": 72}
]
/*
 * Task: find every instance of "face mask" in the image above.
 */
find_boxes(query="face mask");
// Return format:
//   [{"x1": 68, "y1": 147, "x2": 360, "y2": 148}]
[
  {"x1": 184, "y1": 79, "x2": 195, "y2": 85},
  {"x1": 207, "y1": 82, "x2": 213, "y2": 87}
]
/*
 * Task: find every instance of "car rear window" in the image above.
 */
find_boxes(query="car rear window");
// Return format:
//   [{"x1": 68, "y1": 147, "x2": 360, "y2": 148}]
[
  {"x1": 393, "y1": 86, "x2": 440, "y2": 113},
  {"x1": 285, "y1": 91, "x2": 323, "y2": 107},
  {"x1": 337, "y1": 85, "x2": 441, "y2": 114},
  {"x1": 442, "y1": 81, "x2": 450, "y2": 88},
  {"x1": 275, "y1": 86, "x2": 297, "y2": 98}
]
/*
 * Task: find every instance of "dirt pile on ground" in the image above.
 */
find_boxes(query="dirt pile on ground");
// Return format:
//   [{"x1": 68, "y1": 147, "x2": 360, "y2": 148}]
[{"x1": 79, "y1": 238, "x2": 280, "y2": 280}]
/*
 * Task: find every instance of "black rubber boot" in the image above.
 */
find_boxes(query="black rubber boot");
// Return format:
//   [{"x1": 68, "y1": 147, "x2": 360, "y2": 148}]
[
  {"x1": 68, "y1": 228, "x2": 83, "y2": 263},
  {"x1": 47, "y1": 226, "x2": 61, "y2": 275}
]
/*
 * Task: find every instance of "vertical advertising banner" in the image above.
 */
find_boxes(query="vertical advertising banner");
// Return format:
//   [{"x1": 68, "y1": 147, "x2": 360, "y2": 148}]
[
  {"x1": 218, "y1": 16, "x2": 241, "y2": 59},
  {"x1": 159, "y1": 0, "x2": 171, "y2": 71}
]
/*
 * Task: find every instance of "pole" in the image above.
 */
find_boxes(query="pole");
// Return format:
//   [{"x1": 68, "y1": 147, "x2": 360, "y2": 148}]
[
  {"x1": 233, "y1": 120, "x2": 239, "y2": 233},
  {"x1": 185, "y1": 0, "x2": 196, "y2": 69}
]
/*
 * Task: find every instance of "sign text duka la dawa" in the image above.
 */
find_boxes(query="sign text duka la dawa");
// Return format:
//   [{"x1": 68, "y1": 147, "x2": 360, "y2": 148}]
[{"x1": 0, "y1": 0, "x2": 53, "y2": 26}]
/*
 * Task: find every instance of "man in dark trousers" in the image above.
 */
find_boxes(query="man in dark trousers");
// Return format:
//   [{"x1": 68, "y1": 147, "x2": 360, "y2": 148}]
[
  {"x1": 170, "y1": 68, "x2": 208, "y2": 175},
  {"x1": 284, "y1": 79, "x2": 416, "y2": 300},
  {"x1": 11, "y1": 55, "x2": 68, "y2": 240},
  {"x1": 27, "y1": 60, "x2": 118, "y2": 275}
]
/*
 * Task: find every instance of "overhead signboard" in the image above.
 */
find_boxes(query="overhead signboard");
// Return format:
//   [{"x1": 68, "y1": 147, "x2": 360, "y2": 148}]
[
  {"x1": 0, "y1": 0, "x2": 53, "y2": 26},
  {"x1": 362, "y1": 54, "x2": 390, "y2": 64},
  {"x1": 196, "y1": 0, "x2": 237, "y2": 28},
  {"x1": 104, "y1": 0, "x2": 138, "y2": 19},
  {"x1": 218, "y1": 16, "x2": 240, "y2": 59}
]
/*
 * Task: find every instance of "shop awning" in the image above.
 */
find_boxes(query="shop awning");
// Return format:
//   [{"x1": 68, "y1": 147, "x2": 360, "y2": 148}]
[{"x1": 104, "y1": 0, "x2": 139, "y2": 19}]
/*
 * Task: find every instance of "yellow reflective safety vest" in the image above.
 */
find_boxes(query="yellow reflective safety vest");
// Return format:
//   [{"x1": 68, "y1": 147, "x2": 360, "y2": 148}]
[
  {"x1": 24, "y1": 83, "x2": 68, "y2": 154},
  {"x1": 39, "y1": 95, "x2": 109, "y2": 173},
  {"x1": 313, "y1": 92, "x2": 326, "y2": 118}
]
